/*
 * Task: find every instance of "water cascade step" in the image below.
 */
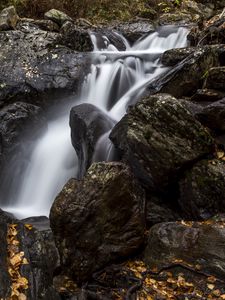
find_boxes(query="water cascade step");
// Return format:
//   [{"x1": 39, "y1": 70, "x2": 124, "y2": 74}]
[{"x1": 0, "y1": 25, "x2": 189, "y2": 218}]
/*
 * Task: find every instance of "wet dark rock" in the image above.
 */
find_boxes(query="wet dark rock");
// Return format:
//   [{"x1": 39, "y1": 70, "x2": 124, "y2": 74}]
[
  {"x1": 50, "y1": 162, "x2": 145, "y2": 283},
  {"x1": 0, "y1": 210, "x2": 11, "y2": 299},
  {"x1": 0, "y1": 102, "x2": 46, "y2": 203},
  {"x1": 179, "y1": 159, "x2": 225, "y2": 219},
  {"x1": 92, "y1": 28, "x2": 127, "y2": 51},
  {"x1": 195, "y1": 98, "x2": 225, "y2": 132},
  {"x1": 0, "y1": 28, "x2": 88, "y2": 107},
  {"x1": 0, "y1": 6, "x2": 19, "y2": 31},
  {"x1": 110, "y1": 93, "x2": 215, "y2": 191},
  {"x1": 144, "y1": 221, "x2": 225, "y2": 280},
  {"x1": 109, "y1": 21, "x2": 154, "y2": 44},
  {"x1": 21, "y1": 216, "x2": 50, "y2": 231},
  {"x1": 70, "y1": 104, "x2": 115, "y2": 178},
  {"x1": 60, "y1": 21, "x2": 93, "y2": 51},
  {"x1": 0, "y1": 102, "x2": 45, "y2": 163},
  {"x1": 191, "y1": 88, "x2": 225, "y2": 102},
  {"x1": 161, "y1": 47, "x2": 196, "y2": 66},
  {"x1": 159, "y1": 46, "x2": 219, "y2": 97},
  {"x1": 146, "y1": 196, "x2": 180, "y2": 227},
  {"x1": 44, "y1": 9, "x2": 73, "y2": 26},
  {"x1": 0, "y1": 210, "x2": 60, "y2": 299},
  {"x1": 179, "y1": 98, "x2": 203, "y2": 116},
  {"x1": 204, "y1": 67, "x2": 225, "y2": 91}
]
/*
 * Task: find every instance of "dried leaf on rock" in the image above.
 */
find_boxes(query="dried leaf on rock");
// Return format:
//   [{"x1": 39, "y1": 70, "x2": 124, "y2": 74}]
[{"x1": 24, "y1": 224, "x2": 33, "y2": 230}]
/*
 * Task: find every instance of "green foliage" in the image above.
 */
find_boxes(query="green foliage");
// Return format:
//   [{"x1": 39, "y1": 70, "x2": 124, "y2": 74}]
[{"x1": 0, "y1": 0, "x2": 183, "y2": 23}]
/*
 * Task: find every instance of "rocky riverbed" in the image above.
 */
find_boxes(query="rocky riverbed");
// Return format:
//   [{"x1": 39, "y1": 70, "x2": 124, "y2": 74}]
[{"x1": 1, "y1": 1, "x2": 225, "y2": 299}]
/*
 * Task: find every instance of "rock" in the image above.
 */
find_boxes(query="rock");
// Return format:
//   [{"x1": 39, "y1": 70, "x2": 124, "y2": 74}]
[
  {"x1": 159, "y1": 12, "x2": 196, "y2": 25},
  {"x1": 70, "y1": 104, "x2": 115, "y2": 178},
  {"x1": 146, "y1": 196, "x2": 180, "y2": 227},
  {"x1": 161, "y1": 47, "x2": 196, "y2": 66},
  {"x1": 179, "y1": 159, "x2": 225, "y2": 219},
  {"x1": 17, "y1": 18, "x2": 60, "y2": 32},
  {"x1": 91, "y1": 28, "x2": 127, "y2": 51},
  {"x1": 0, "y1": 6, "x2": 19, "y2": 31},
  {"x1": 44, "y1": 9, "x2": 73, "y2": 26},
  {"x1": 0, "y1": 210, "x2": 11, "y2": 299},
  {"x1": 0, "y1": 210, "x2": 60, "y2": 299},
  {"x1": 195, "y1": 98, "x2": 225, "y2": 132},
  {"x1": 181, "y1": 0, "x2": 214, "y2": 19},
  {"x1": 0, "y1": 102, "x2": 46, "y2": 204},
  {"x1": 179, "y1": 98, "x2": 203, "y2": 116},
  {"x1": 109, "y1": 21, "x2": 154, "y2": 44},
  {"x1": 191, "y1": 88, "x2": 225, "y2": 102},
  {"x1": 0, "y1": 29, "x2": 88, "y2": 107},
  {"x1": 60, "y1": 21, "x2": 93, "y2": 51},
  {"x1": 204, "y1": 67, "x2": 225, "y2": 91},
  {"x1": 110, "y1": 93, "x2": 215, "y2": 191},
  {"x1": 50, "y1": 162, "x2": 145, "y2": 283},
  {"x1": 159, "y1": 46, "x2": 219, "y2": 98},
  {"x1": 144, "y1": 221, "x2": 225, "y2": 280},
  {"x1": 188, "y1": 14, "x2": 225, "y2": 46}
]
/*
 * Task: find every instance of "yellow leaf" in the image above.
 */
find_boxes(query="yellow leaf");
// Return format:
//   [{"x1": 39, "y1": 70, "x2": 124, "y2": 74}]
[
  {"x1": 24, "y1": 224, "x2": 33, "y2": 230},
  {"x1": 18, "y1": 293, "x2": 27, "y2": 300},
  {"x1": 195, "y1": 264, "x2": 201, "y2": 270},
  {"x1": 212, "y1": 289, "x2": 220, "y2": 297},
  {"x1": 17, "y1": 277, "x2": 29, "y2": 289},
  {"x1": 10, "y1": 252, "x2": 24, "y2": 266},
  {"x1": 217, "y1": 151, "x2": 224, "y2": 159},
  {"x1": 207, "y1": 283, "x2": 215, "y2": 290},
  {"x1": 22, "y1": 258, "x2": 29, "y2": 265}
]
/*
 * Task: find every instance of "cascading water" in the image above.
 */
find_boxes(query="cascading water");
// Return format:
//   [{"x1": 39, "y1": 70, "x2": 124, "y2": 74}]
[{"x1": 0, "y1": 25, "x2": 189, "y2": 218}]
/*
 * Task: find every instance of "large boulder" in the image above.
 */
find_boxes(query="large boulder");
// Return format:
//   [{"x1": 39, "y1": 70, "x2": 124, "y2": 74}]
[
  {"x1": 158, "y1": 47, "x2": 219, "y2": 98},
  {"x1": 44, "y1": 9, "x2": 72, "y2": 26},
  {"x1": 161, "y1": 47, "x2": 196, "y2": 66},
  {"x1": 0, "y1": 6, "x2": 19, "y2": 31},
  {"x1": 108, "y1": 21, "x2": 154, "y2": 44},
  {"x1": 110, "y1": 93, "x2": 215, "y2": 191},
  {"x1": 0, "y1": 210, "x2": 60, "y2": 299},
  {"x1": 196, "y1": 98, "x2": 225, "y2": 132},
  {"x1": 204, "y1": 67, "x2": 225, "y2": 91},
  {"x1": 0, "y1": 27, "x2": 88, "y2": 107},
  {"x1": 70, "y1": 103, "x2": 115, "y2": 178},
  {"x1": 191, "y1": 88, "x2": 225, "y2": 103},
  {"x1": 50, "y1": 162, "x2": 145, "y2": 283},
  {"x1": 144, "y1": 221, "x2": 225, "y2": 280},
  {"x1": 179, "y1": 159, "x2": 225, "y2": 219},
  {"x1": 59, "y1": 21, "x2": 93, "y2": 51}
]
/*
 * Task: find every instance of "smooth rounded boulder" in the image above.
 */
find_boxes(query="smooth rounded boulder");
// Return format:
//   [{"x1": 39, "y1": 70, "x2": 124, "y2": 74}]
[
  {"x1": 144, "y1": 220, "x2": 225, "y2": 280},
  {"x1": 50, "y1": 162, "x2": 145, "y2": 283},
  {"x1": 110, "y1": 93, "x2": 215, "y2": 191},
  {"x1": 179, "y1": 159, "x2": 225, "y2": 219},
  {"x1": 70, "y1": 103, "x2": 115, "y2": 178}
]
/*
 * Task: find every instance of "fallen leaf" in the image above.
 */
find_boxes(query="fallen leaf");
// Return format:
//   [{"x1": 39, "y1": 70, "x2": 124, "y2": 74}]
[
  {"x1": 18, "y1": 293, "x2": 27, "y2": 300},
  {"x1": 24, "y1": 224, "x2": 33, "y2": 230},
  {"x1": 207, "y1": 284, "x2": 215, "y2": 290}
]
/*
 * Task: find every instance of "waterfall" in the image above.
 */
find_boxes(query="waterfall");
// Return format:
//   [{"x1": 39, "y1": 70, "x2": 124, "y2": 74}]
[{"x1": 0, "y1": 25, "x2": 189, "y2": 218}]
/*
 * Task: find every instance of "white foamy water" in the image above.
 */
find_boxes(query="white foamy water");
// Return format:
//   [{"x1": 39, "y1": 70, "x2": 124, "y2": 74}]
[{"x1": 0, "y1": 25, "x2": 189, "y2": 218}]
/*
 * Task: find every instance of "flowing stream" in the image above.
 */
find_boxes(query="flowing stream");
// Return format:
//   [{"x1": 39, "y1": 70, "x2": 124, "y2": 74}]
[{"x1": 0, "y1": 25, "x2": 189, "y2": 218}]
